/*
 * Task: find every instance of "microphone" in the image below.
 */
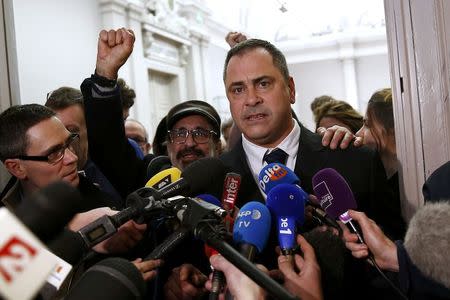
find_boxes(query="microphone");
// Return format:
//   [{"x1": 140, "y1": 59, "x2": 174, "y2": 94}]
[
  {"x1": 266, "y1": 183, "x2": 306, "y2": 255},
  {"x1": 146, "y1": 155, "x2": 172, "y2": 180},
  {"x1": 14, "y1": 181, "x2": 82, "y2": 243},
  {"x1": 144, "y1": 194, "x2": 223, "y2": 262},
  {"x1": 145, "y1": 167, "x2": 181, "y2": 190},
  {"x1": 0, "y1": 207, "x2": 58, "y2": 300},
  {"x1": 221, "y1": 173, "x2": 241, "y2": 214},
  {"x1": 258, "y1": 163, "x2": 299, "y2": 193},
  {"x1": 195, "y1": 202, "x2": 297, "y2": 300},
  {"x1": 404, "y1": 201, "x2": 450, "y2": 290},
  {"x1": 197, "y1": 194, "x2": 225, "y2": 300},
  {"x1": 233, "y1": 201, "x2": 272, "y2": 261},
  {"x1": 65, "y1": 257, "x2": 146, "y2": 300},
  {"x1": 78, "y1": 158, "x2": 227, "y2": 249},
  {"x1": 154, "y1": 157, "x2": 227, "y2": 200},
  {"x1": 312, "y1": 168, "x2": 363, "y2": 242},
  {"x1": 259, "y1": 163, "x2": 340, "y2": 229}
]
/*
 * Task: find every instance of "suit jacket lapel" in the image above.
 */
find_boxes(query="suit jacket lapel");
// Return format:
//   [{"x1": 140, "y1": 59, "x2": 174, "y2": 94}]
[
  {"x1": 226, "y1": 139, "x2": 265, "y2": 207},
  {"x1": 295, "y1": 124, "x2": 329, "y2": 193}
]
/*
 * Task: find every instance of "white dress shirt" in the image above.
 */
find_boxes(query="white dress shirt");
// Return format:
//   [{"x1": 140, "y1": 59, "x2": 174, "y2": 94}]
[{"x1": 241, "y1": 119, "x2": 301, "y2": 199}]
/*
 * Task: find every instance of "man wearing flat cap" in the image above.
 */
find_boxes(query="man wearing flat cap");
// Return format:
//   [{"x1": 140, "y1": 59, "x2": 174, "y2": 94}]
[{"x1": 166, "y1": 100, "x2": 222, "y2": 170}]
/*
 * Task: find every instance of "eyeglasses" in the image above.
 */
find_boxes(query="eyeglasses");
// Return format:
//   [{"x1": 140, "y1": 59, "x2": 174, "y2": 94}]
[
  {"x1": 168, "y1": 128, "x2": 217, "y2": 144},
  {"x1": 14, "y1": 133, "x2": 80, "y2": 164}
]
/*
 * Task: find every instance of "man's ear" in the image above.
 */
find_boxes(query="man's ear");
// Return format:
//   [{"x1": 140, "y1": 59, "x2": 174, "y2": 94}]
[
  {"x1": 4, "y1": 159, "x2": 27, "y2": 179},
  {"x1": 288, "y1": 77, "x2": 296, "y2": 104}
]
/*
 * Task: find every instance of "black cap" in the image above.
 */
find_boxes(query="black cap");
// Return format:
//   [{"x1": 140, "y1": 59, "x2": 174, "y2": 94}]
[{"x1": 166, "y1": 100, "x2": 221, "y2": 135}]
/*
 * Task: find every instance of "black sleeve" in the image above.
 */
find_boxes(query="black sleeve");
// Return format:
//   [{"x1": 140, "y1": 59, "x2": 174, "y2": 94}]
[
  {"x1": 367, "y1": 152, "x2": 406, "y2": 240},
  {"x1": 81, "y1": 77, "x2": 146, "y2": 199}
]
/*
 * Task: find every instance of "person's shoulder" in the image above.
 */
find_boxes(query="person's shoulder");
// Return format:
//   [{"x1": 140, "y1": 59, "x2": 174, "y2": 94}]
[
  {"x1": 423, "y1": 160, "x2": 450, "y2": 202},
  {"x1": 219, "y1": 141, "x2": 243, "y2": 164}
]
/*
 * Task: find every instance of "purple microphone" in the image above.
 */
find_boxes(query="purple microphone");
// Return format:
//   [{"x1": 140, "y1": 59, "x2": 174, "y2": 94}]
[{"x1": 312, "y1": 168, "x2": 364, "y2": 243}]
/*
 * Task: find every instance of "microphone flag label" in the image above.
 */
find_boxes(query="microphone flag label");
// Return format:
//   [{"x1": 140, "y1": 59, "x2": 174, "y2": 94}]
[
  {"x1": 221, "y1": 173, "x2": 241, "y2": 213},
  {"x1": 277, "y1": 216, "x2": 296, "y2": 252},
  {"x1": 258, "y1": 164, "x2": 288, "y2": 191},
  {"x1": 313, "y1": 181, "x2": 333, "y2": 210},
  {"x1": 0, "y1": 208, "x2": 57, "y2": 300}
]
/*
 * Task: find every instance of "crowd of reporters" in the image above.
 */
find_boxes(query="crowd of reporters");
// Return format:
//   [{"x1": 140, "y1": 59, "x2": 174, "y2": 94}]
[{"x1": 0, "y1": 27, "x2": 449, "y2": 300}]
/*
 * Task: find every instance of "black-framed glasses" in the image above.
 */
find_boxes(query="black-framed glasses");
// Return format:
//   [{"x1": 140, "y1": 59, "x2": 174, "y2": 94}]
[
  {"x1": 14, "y1": 133, "x2": 80, "y2": 164},
  {"x1": 168, "y1": 128, "x2": 217, "y2": 144}
]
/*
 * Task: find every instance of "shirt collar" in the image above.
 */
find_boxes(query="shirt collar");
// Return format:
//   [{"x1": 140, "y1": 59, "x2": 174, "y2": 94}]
[{"x1": 242, "y1": 119, "x2": 300, "y2": 165}]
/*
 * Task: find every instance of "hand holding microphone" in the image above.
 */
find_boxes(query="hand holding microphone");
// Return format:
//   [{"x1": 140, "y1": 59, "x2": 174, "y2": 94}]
[
  {"x1": 341, "y1": 210, "x2": 399, "y2": 272},
  {"x1": 277, "y1": 235, "x2": 323, "y2": 300},
  {"x1": 206, "y1": 254, "x2": 268, "y2": 300}
]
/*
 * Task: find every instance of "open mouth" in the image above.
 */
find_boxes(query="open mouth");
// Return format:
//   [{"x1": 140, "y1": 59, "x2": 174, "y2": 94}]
[{"x1": 246, "y1": 113, "x2": 266, "y2": 121}]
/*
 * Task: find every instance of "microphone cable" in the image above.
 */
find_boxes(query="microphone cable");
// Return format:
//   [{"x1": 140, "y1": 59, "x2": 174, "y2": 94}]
[{"x1": 367, "y1": 254, "x2": 408, "y2": 300}]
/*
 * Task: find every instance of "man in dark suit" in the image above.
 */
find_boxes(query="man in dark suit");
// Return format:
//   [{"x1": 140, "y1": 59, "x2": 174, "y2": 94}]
[
  {"x1": 220, "y1": 39, "x2": 404, "y2": 240},
  {"x1": 214, "y1": 38, "x2": 406, "y2": 300}
]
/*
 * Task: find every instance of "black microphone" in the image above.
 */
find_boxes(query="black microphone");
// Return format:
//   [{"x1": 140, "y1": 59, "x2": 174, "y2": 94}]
[
  {"x1": 14, "y1": 181, "x2": 82, "y2": 243},
  {"x1": 158, "y1": 157, "x2": 227, "y2": 199},
  {"x1": 47, "y1": 229, "x2": 88, "y2": 265},
  {"x1": 77, "y1": 158, "x2": 226, "y2": 250},
  {"x1": 144, "y1": 226, "x2": 191, "y2": 260},
  {"x1": 146, "y1": 155, "x2": 172, "y2": 180},
  {"x1": 65, "y1": 257, "x2": 146, "y2": 300}
]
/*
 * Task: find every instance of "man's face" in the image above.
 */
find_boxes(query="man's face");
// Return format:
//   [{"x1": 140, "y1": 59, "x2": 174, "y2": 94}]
[
  {"x1": 55, "y1": 105, "x2": 88, "y2": 169},
  {"x1": 166, "y1": 115, "x2": 219, "y2": 170},
  {"x1": 125, "y1": 120, "x2": 150, "y2": 155},
  {"x1": 18, "y1": 117, "x2": 79, "y2": 192},
  {"x1": 225, "y1": 48, "x2": 296, "y2": 148}
]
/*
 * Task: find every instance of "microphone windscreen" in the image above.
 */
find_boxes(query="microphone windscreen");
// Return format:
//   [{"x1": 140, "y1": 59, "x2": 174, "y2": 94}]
[
  {"x1": 15, "y1": 181, "x2": 82, "y2": 243},
  {"x1": 145, "y1": 167, "x2": 181, "y2": 189},
  {"x1": 404, "y1": 201, "x2": 450, "y2": 289},
  {"x1": 312, "y1": 168, "x2": 357, "y2": 219},
  {"x1": 146, "y1": 155, "x2": 172, "y2": 179},
  {"x1": 65, "y1": 257, "x2": 146, "y2": 300},
  {"x1": 258, "y1": 163, "x2": 299, "y2": 194},
  {"x1": 47, "y1": 229, "x2": 86, "y2": 265},
  {"x1": 233, "y1": 201, "x2": 271, "y2": 253},
  {"x1": 181, "y1": 157, "x2": 227, "y2": 198},
  {"x1": 266, "y1": 183, "x2": 306, "y2": 226}
]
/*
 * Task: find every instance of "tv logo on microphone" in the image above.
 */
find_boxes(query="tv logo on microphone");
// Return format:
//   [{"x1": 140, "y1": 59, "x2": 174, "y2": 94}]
[
  {"x1": 0, "y1": 236, "x2": 37, "y2": 283},
  {"x1": 259, "y1": 164, "x2": 288, "y2": 190},
  {"x1": 237, "y1": 209, "x2": 262, "y2": 228},
  {"x1": 313, "y1": 181, "x2": 333, "y2": 210}
]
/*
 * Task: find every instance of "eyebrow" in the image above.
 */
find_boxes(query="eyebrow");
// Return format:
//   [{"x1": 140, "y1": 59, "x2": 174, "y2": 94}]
[
  {"x1": 228, "y1": 75, "x2": 273, "y2": 88},
  {"x1": 41, "y1": 135, "x2": 71, "y2": 156}
]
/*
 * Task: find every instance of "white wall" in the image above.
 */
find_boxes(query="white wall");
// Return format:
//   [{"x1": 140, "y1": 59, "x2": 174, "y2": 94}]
[
  {"x1": 203, "y1": 42, "x2": 229, "y2": 118},
  {"x1": 13, "y1": 0, "x2": 102, "y2": 104},
  {"x1": 355, "y1": 54, "x2": 391, "y2": 113},
  {"x1": 289, "y1": 59, "x2": 347, "y2": 131}
]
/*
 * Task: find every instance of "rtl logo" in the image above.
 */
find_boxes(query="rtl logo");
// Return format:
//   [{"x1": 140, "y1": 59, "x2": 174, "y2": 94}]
[{"x1": 0, "y1": 236, "x2": 37, "y2": 283}]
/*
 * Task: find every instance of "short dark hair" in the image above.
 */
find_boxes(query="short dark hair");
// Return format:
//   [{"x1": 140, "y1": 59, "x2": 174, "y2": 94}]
[
  {"x1": 223, "y1": 39, "x2": 290, "y2": 83},
  {"x1": 0, "y1": 104, "x2": 55, "y2": 161},
  {"x1": 45, "y1": 87, "x2": 84, "y2": 110},
  {"x1": 117, "y1": 78, "x2": 136, "y2": 110}
]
